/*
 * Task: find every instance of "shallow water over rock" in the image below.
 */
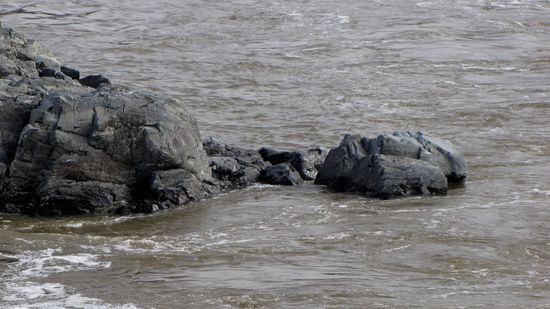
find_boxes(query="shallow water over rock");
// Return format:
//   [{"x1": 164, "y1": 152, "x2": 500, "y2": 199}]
[{"x1": 1, "y1": 0, "x2": 550, "y2": 307}]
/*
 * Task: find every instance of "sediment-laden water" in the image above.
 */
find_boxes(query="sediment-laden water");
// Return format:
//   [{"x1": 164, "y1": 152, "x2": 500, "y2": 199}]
[{"x1": 1, "y1": 0, "x2": 550, "y2": 307}]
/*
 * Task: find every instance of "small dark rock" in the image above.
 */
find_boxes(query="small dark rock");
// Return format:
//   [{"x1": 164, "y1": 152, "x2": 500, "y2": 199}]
[
  {"x1": 0, "y1": 255, "x2": 18, "y2": 263},
  {"x1": 36, "y1": 61, "x2": 47, "y2": 70},
  {"x1": 79, "y1": 74, "x2": 111, "y2": 88},
  {"x1": 258, "y1": 147, "x2": 298, "y2": 166},
  {"x1": 203, "y1": 137, "x2": 270, "y2": 189},
  {"x1": 259, "y1": 146, "x2": 328, "y2": 180},
  {"x1": 261, "y1": 163, "x2": 304, "y2": 186},
  {"x1": 38, "y1": 67, "x2": 64, "y2": 80},
  {"x1": 60, "y1": 65, "x2": 80, "y2": 80}
]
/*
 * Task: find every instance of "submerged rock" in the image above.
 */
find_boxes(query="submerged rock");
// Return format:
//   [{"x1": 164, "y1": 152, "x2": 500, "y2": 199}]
[{"x1": 315, "y1": 131, "x2": 467, "y2": 198}]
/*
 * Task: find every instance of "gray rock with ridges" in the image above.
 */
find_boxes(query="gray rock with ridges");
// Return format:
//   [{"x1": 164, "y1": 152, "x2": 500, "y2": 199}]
[
  {"x1": 315, "y1": 131, "x2": 467, "y2": 198},
  {"x1": 1, "y1": 82, "x2": 211, "y2": 214}
]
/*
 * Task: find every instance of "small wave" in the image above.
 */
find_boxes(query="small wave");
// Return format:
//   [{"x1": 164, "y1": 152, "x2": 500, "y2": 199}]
[
  {"x1": 322, "y1": 232, "x2": 351, "y2": 240},
  {"x1": 63, "y1": 222, "x2": 84, "y2": 228},
  {"x1": 383, "y1": 244, "x2": 412, "y2": 253},
  {"x1": 532, "y1": 187, "x2": 550, "y2": 196}
]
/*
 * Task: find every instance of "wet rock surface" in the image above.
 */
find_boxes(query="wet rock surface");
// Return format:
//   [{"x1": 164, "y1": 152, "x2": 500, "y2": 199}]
[
  {"x1": 60, "y1": 65, "x2": 79, "y2": 80},
  {"x1": 2, "y1": 84, "x2": 213, "y2": 215},
  {"x1": 79, "y1": 74, "x2": 110, "y2": 89},
  {"x1": 315, "y1": 131, "x2": 467, "y2": 198},
  {"x1": 259, "y1": 146, "x2": 328, "y2": 181},
  {"x1": 260, "y1": 163, "x2": 304, "y2": 186},
  {"x1": 203, "y1": 137, "x2": 270, "y2": 189},
  {"x1": 0, "y1": 23, "x2": 214, "y2": 215}
]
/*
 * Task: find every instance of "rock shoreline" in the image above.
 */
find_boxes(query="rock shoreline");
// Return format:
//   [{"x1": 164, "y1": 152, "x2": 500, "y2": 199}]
[{"x1": 0, "y1": 23, "x2": 467, "y2": 216}]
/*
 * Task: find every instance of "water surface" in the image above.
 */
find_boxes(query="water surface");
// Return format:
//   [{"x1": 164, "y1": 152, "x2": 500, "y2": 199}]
[{"x1": 1, "y1": 0, "x2": 550, "y2": 307}]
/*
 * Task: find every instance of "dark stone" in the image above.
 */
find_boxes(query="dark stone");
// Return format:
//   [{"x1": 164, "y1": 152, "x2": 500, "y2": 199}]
[
  {"x1": 79, "y1": 74, "x2": 111, "y2": 88},
  {"x1": 38, "y1": 67, "x2": 64, "y2": 80},
  {"x1": 315, "y1": 131, "x2": 467, "y2": 199},
  {"x1": 60, "y1": 65, "x2": 80, "y2": 80},
  {"x1": 259, "y1": 146, "x2": 328, "y2": 180},
  {"x1": 203, "y1": 137, "x2": 270, "y2": 189},
  {"x1": 36, "y1": 61, "x2": 47, "y2": 70},
  {"x1": 260, "y1": 163, "x2": 303, "y2": 186},
  {"x1": 0, "y1": 255, "x2": 18, "y2": 263}
]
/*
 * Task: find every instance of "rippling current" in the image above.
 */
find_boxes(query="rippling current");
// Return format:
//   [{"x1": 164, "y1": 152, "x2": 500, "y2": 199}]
[{"x1": 1, "y1": 0, "x2": 550, "y2": 307}]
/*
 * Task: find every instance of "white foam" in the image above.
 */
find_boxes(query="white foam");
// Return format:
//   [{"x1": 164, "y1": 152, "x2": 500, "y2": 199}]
[
  {"x1": 322, "y1": 232, "x2": 350, "y2": 240},
  {"x1": 383, "y1": 244, "x2": 412, "y2": 253},
  {"x1": 416, "y1": 2, "x2": 434, "y2": 8},
  {"x1": 12, "y1": 248, "x2": 111, "y2": 279},
  {"x1": 3, "y1": 281, "x2": 138, "y2": 308},
  {"x1": 532, "y1": 187, "x2": 550, "y2": 196},
  {"x1": 4, "y1": 282, "x2": 65, "y2": 302},
  {"x1": 1, "y1": 248, "x2": 132, "y2": 308},
  {"x1": 63, "y1": 222, "x2": 84, "y2": 228},
  {"x1": 287, "y1": 11, "x2": 303, "y2": 18}
]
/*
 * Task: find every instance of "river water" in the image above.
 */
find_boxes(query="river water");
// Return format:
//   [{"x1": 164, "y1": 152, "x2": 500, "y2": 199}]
[{"x1": 1, "y1": 0, "x2": 550, "y2": 307}]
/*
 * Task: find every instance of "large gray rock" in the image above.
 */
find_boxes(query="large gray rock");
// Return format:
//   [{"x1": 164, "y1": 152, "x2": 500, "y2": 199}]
[
  {"x1": 1, "y1": 85, "x2": 211, "y2": 214},
  {"x1": 0, "y1": 23, "x2": 216, "y2": 215},
  {"x1": 315, "y1": 131, "x2": 467, "y2": 198}
]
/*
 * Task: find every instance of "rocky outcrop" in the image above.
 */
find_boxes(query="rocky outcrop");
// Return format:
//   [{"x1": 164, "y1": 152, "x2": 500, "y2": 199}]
[
  {"x1": 315, "y1": 131, "x2": 467, "y2": 198},
  {"x1": 2, "y1": 84, "x2": 214, "y2": 215},
  {"x1": 0, "y1": 23, "x2": 214, "y2": 215},
  {"x1": 1, "y1": 24, "x2": 84, "y2": 205},
  {"x1": 0, "y1": 22, "x2": 469, "y2": 215}
]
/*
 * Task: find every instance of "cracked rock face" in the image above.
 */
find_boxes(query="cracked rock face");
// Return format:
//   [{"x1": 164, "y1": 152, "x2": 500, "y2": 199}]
[
  {"x1": 315, "y1": 131, "x2": 468, "y2": 199},
  {"x1": 2, "y1": 85, "x2": 211, "y2": 215},
  {"x1": 0, "y1": 23, "x2": 212, "y2": 215}
]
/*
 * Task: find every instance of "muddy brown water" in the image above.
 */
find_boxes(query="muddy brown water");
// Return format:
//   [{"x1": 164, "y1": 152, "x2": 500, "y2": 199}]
[{"x1": 1, "y1": 0, "x2": 550, "y2": 307}]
